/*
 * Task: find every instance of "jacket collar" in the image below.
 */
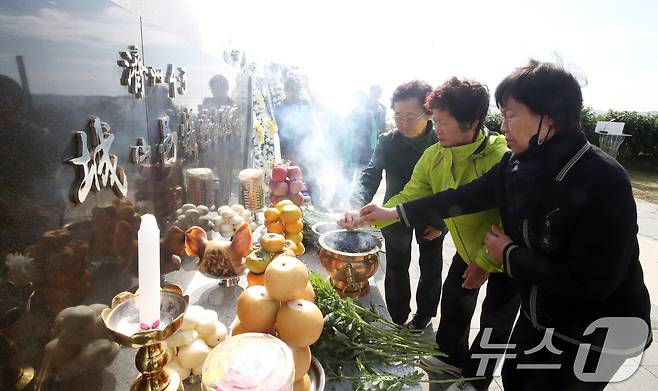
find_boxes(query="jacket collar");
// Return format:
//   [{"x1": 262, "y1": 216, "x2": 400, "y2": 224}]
[
  {"x1": 447, "y1": 128, "x2": 490, "y2": 162},
  {"x1": 553, "y1": 132, "x2": 591, "y2": 182},
  {"x1": 395, "y1": 121, "x2": 437, "y2": 146},
  {"x1": 511, "y1": 129, "x2": 590, "y2": 182}
]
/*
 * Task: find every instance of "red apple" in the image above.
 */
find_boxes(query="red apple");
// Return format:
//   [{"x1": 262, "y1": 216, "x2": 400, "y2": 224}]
[
  {"x1": 271, "y1": 181, "x2": 289, "y2": 196},
  {"x1": 271, "y1": 165, "x2": 288, "y2": 182},
  {"x1": 291, "y1": 192, "x2": 304, "y2": 206},
  {"x1": 289, "y1": 179, "x2": 303, "y2": 194},
  {"x1": 287, "y1": 166, "x2": 302, "y2": 180}
]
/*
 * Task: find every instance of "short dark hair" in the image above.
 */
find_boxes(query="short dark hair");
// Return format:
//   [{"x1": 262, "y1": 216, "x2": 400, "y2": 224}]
[
  {"x1": 494, "y1": 60, "x2": 583, "y2": 132},
  {"x1": 209, "y1": 74, "x2": 229, "y2": 90},
  {"x1": 425, "y1": 77, "x2": 490, "y2": 132},
  {"x1": 391, "y1": 80, "x2": 433, "y2": 114}
]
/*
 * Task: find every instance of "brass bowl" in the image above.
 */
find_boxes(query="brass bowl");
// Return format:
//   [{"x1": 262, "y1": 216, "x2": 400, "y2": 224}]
[
  {"x1": 101, "y1": 285, "x2": 188, "y2": 348},
  {"x1": 318, "y1": 230, "x2": 381, "y2": 298},
  {"x1": 311, "y1": 222, "x2": 341, "y2": 236},
  {"x1": 101, "y1": 285, "x2": 189, "y2": 391},
  {"x1": 308, "y1": 222, "x2": 340, "y2": 248}
]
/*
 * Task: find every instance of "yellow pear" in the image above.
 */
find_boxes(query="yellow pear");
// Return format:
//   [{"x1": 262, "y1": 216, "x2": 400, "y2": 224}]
[
  {"x1": 236, "y1": 285, "x2": 280, "y2": 333},
  {"x1": 275, "y1": 299, "x2": 323, "y2": 348},
  {"x1": 293, "y1": 374, "x2": 311, "y2": 391},
  {"x1": 291, "y1": 345, "x2": 312, "y2": 381},
  {"x1": 264, "y1": 256, "x2": 308, "y2": 302}
]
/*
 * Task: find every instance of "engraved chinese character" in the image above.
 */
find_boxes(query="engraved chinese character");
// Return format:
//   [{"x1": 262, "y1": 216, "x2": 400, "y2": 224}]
[
  {"x1": 157, "y1": 115, "x2": 177, "y2": 166},
  {"x1": 178, "y1": 109, "x2": 198, "y2": 159},
  {"x1": 117, "y1": 45, "x2": 145, "y2": 98},
  {"x1": 130, "y1": 137, "x2": 151, "y2": 164},
  {"x1": 69, "y1": 117, "x2": 128, "y2": 204},
  {"x1": 224, "y1": 48, "x2": 245, "y2": 69},
  {"x1": 165, "y1": 64, "x2": 187, "y2": 98},
  {"x1": 145, "y1": 66, "x2": 163, "y2": 86},
  {"x1": 197, "y1": 109, "x2": 211, "y2": 148}
]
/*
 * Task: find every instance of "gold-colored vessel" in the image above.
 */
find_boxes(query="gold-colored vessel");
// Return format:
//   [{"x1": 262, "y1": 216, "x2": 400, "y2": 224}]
[
  {"x1": 101, "y1": 285, "x2": 189, "y2": 391},
  {"x1": 319, "y1": 230, "x2": 381, "y2": 298}
]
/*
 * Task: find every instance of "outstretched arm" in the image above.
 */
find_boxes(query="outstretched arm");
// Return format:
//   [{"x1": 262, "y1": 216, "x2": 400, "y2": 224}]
[{"x1": 361, "y1": 161, "x2": 501, "y2": 228}]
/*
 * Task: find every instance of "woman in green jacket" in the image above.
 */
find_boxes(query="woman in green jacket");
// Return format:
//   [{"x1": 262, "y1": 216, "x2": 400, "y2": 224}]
[{"x1": 342, "y1": 78, "x2": 521, "y2": 391}]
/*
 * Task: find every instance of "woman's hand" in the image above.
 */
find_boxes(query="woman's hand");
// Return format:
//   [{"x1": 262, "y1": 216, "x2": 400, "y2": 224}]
[
  {"x1": 484, "y1": 225, "x2": 512, "y2": 264},
  {"x1": 462, "y1": 262, "x2": 490, "y2": 289},
  {"x1": 422, "y1": 226, "x2": 443, "y2": 241},
  {"x1": 337, "y1": 211, "x2": 361, "y2": 230},
  {"x1": 359, "y1": 203, "x2": 398, "y2": 223}
]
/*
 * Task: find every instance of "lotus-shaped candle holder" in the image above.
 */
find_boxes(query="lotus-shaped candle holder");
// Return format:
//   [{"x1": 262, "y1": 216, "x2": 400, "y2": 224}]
[{"x1": 101, "y1": 285, "x2": 189, "y2": 391}]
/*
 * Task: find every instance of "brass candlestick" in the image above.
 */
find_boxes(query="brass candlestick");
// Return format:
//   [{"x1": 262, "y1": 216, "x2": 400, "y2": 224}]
[{"x1": 101, "y1": 285, "x2": 189, "y2": 391}]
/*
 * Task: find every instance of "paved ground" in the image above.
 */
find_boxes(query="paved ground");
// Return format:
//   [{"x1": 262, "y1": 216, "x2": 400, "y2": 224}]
[{"x1": 369, "y1": 181, "x2": 658, "y2": 390}]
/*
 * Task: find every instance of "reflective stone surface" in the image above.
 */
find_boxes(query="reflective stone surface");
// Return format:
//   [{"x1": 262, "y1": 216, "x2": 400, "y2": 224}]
[{"x1": 0, "y1": 1, "x2": 251, "y2": 389}]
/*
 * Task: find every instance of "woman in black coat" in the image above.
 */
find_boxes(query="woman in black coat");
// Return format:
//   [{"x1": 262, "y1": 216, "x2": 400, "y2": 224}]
[{"x1": 360, "y1": 61, "x2": 652, "y2": 391}]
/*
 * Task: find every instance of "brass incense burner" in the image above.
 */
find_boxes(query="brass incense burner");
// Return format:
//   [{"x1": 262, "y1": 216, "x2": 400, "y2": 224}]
[
  {"x1": 319, "y1": 230, "x2": 381, "y2": 298},
  {"x1": 101, "y1": 285, "x2": 189, "y2": 391}
]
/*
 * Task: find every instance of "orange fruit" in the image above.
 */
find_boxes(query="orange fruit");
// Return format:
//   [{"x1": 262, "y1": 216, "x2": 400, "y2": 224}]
[
  {"x1": 285, "y1": 220, "x2": 304, "y2": 234},
  {"x1": 294, "y1": 242, "x2": 306, "y2": 256},
  {"x1": 285, "y1": 231, "x2": 303, "y2": 244},
  {"x1": 280, "y1": 205, "x2": 302, "y2": 224},
  {"x1": 264, "y1": 207, "x2": 281, "y2": 223},
  {"x1": 247, "y1": 271, "x2": 265, "y2": 286},
  {"x1": 245, "y1": 249, "x2": 273, "y2": 274},
  {"x1": 260, "y1": 233, "x2": 286, "y2": 253},
  {"x1": 273, "y1": 248, "x2": 296, "y2": 258},
  {"x1": 275, "y1": 199, "x2": 295, "y2": 211},
  {"x1": 266, "y1": 221, "x2": 285, "y2": 234},
  {"x1": 283, "y1": 239, "x2": 298, "y2": 253}
]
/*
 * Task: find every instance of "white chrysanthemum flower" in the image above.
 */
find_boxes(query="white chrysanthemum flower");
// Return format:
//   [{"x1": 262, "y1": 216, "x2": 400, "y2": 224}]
[{"x1": 5, "y1": 252, "x2": 36, "y2": 285}]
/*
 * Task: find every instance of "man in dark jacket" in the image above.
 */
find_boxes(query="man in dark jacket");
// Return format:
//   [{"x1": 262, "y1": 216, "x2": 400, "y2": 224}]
[
  {"x1": 349, "y1": 80, "x2": 446, "y2": 329},
  {"x1": 360, "y1": 61, "x2": 652, "y2": 390}
]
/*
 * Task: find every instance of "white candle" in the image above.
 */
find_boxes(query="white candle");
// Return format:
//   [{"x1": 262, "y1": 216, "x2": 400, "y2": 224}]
[{"x1": 138, "y1": 214, "x2": 160, "y2": 328}]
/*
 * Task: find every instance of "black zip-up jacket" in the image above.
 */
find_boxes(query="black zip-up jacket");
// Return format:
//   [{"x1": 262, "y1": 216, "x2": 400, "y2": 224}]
[
  {"x1": 350, "y1": 122, "x2": 437, "y2": 208},
  {"x1": 398, "y1": 130, "x2": 652, "y2": 350}
]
